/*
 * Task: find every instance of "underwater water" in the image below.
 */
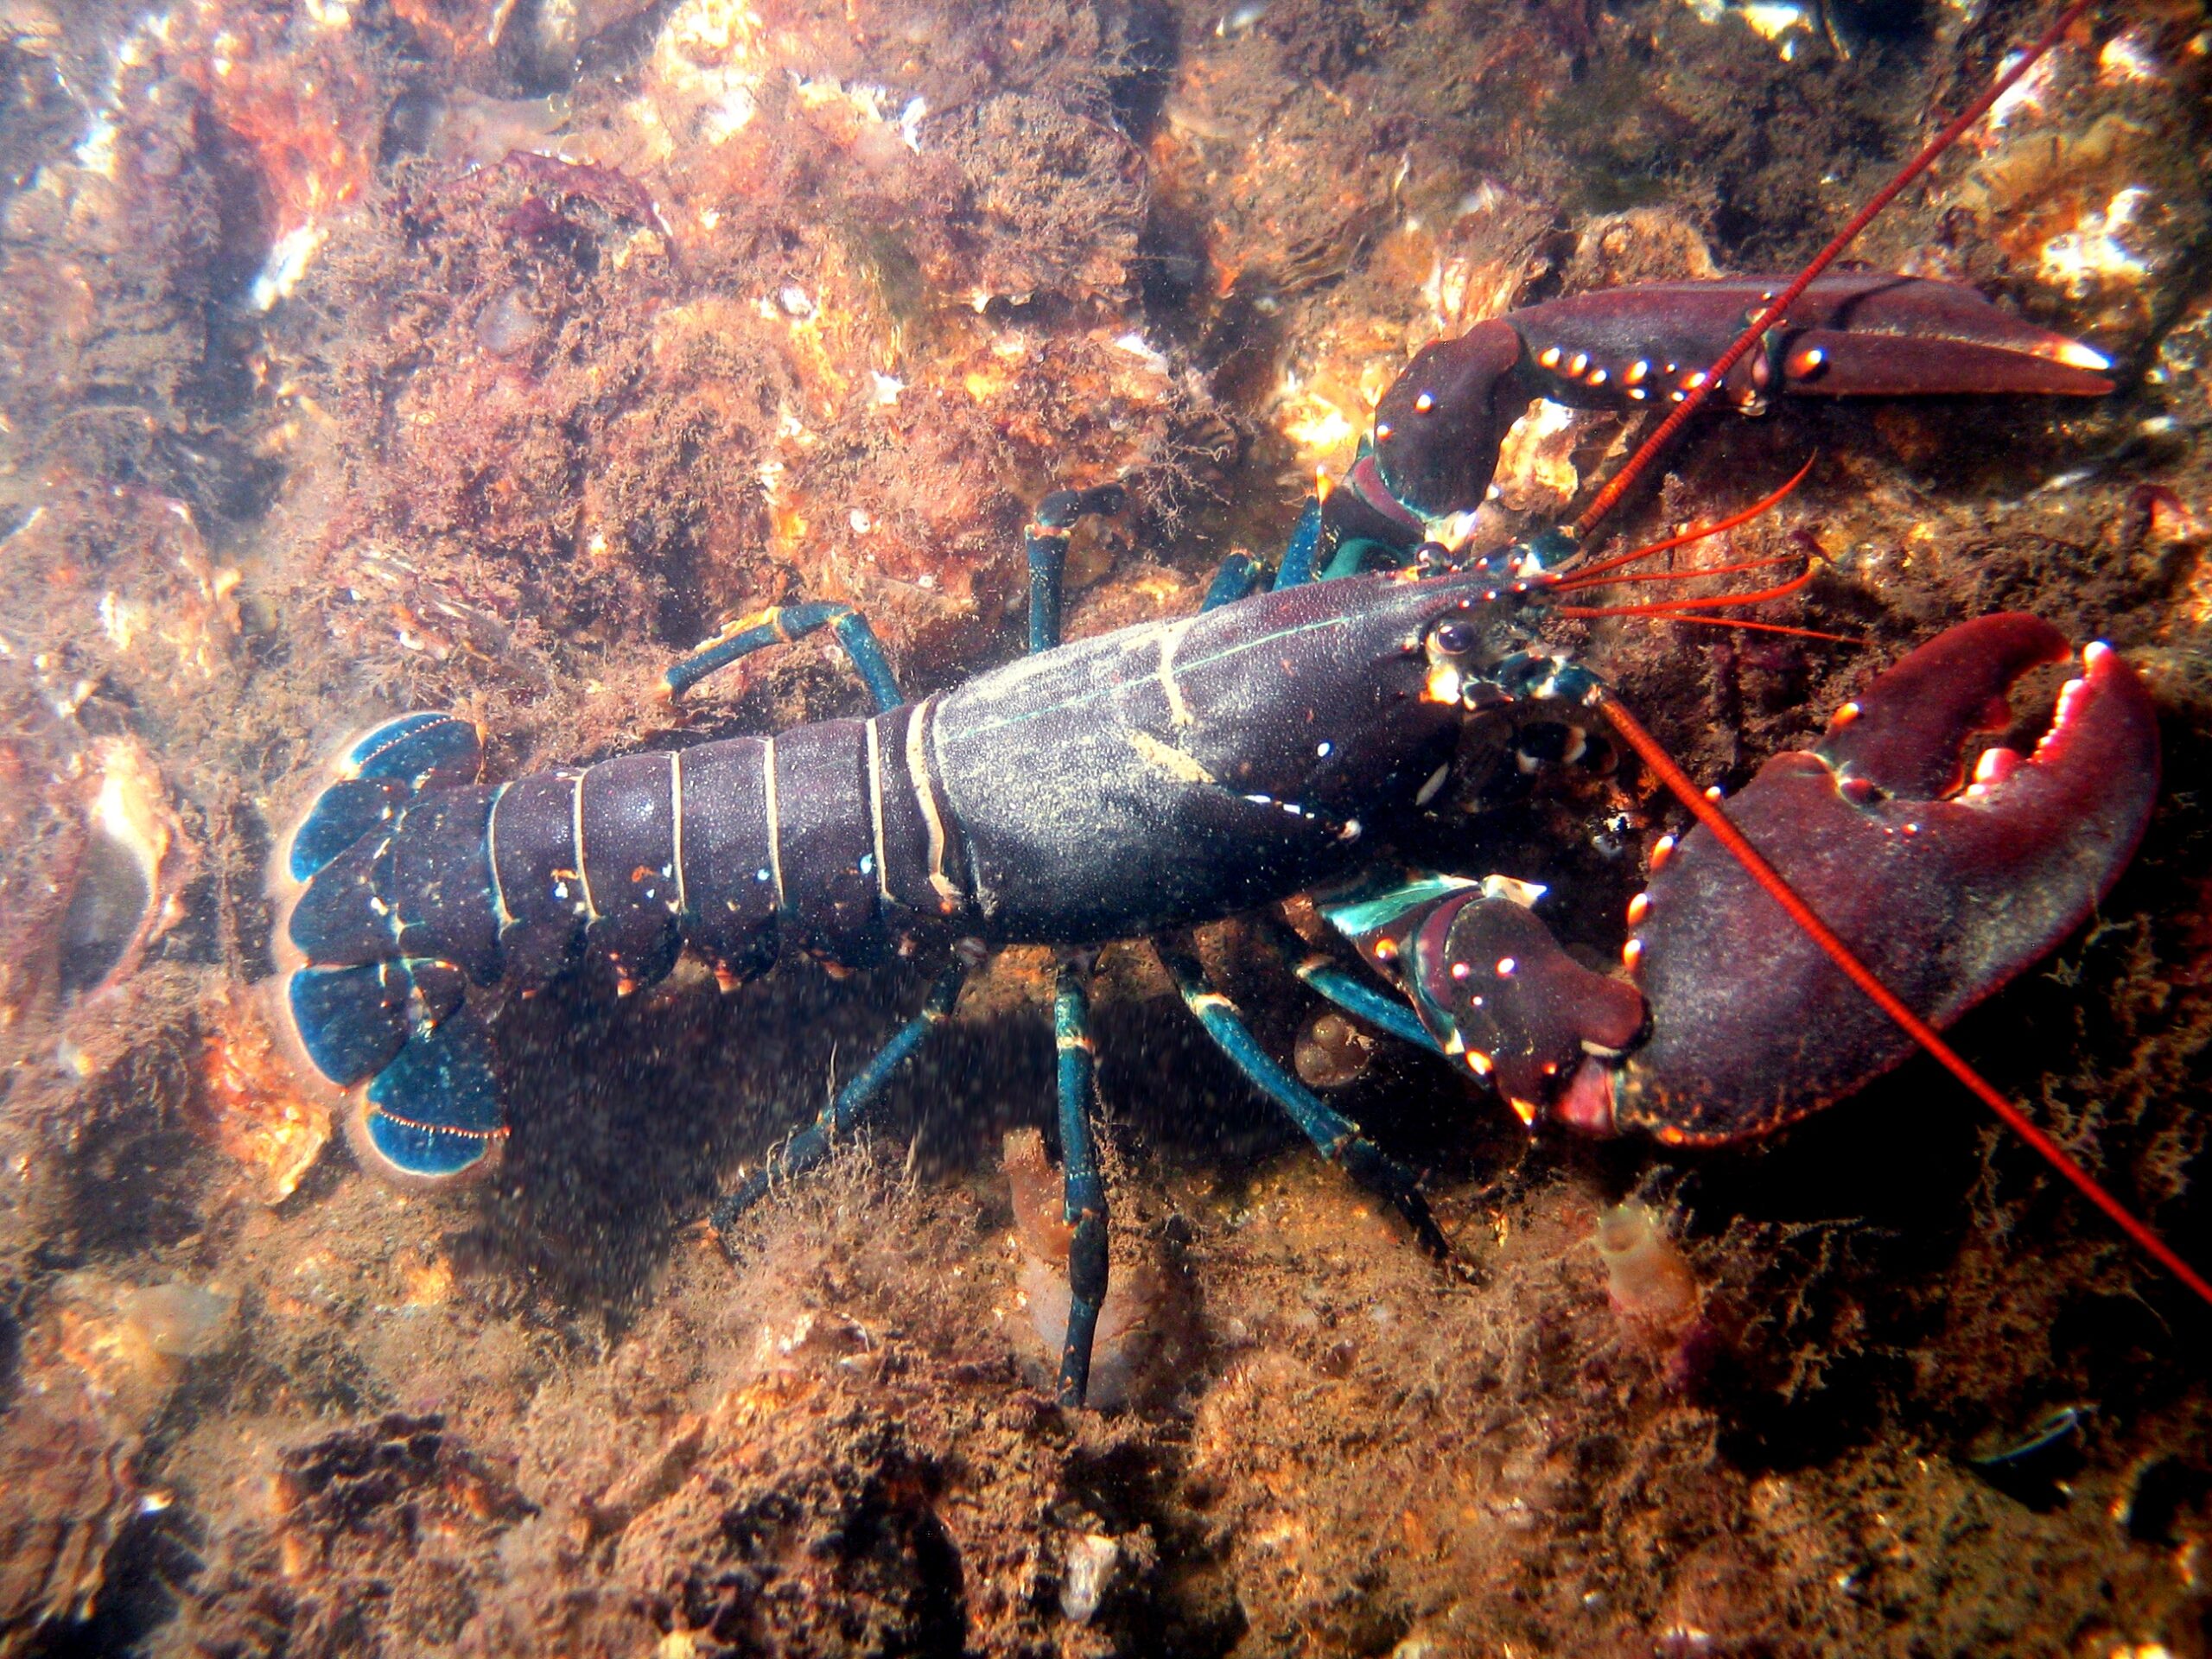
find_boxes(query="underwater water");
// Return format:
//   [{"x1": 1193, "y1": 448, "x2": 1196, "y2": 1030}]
[{"x1": 2, "y1": 0, "x2": 2209, "y2": 1653}]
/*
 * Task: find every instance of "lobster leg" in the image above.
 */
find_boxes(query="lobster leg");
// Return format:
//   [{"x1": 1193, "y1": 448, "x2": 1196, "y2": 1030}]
[
  {"x1": 1264, "y1": 917, "x2": 1438, "y2": 1055},
  {"x1": 1163, "y1": 947, "x2": 1452, "y2": 1259},
  {"x1": 1507, "y1": 275, "x2": 2116, "y2": 415},
  {"x1": 1025, "y1": 485, "x2": 1128, "y2": 652},
  {"x1": 1315, "y1": 873, "x2": 1647, "y2": 1124},
  {"x1": 709, "y1": 959, "x2": 969, "y2": 1241},
  {"x1": 1052, "y1": 960, "x2": 1111, "y2": 1408},
  {"x1": 1368, "y1": 274, "x2": 2115, "y2": 523},
  {"x1": 1367, "y1": 619, "x2": 2161, "y2": 1154},
  {"x1": 1201, "y1": 550, "x2": 1268, "y2": 612},
  {"x1": 664, "y1": 601, "x2": 904, "y2": 709},
  {"x1": 1271, "y1": 496, "x2": 1328, "y2": 590}
]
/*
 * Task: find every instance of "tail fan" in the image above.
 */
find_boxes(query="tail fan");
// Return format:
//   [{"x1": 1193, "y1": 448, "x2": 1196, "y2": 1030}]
[{"x1": 271, "y1": 714, "x2": 508, "y2": 1185}]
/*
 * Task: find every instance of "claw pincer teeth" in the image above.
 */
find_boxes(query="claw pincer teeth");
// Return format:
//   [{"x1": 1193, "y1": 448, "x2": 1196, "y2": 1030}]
[
  {"x1": 1382, "y1": 276, "x2": 2113, "y2": 518},
  {"x1": 1363, "y1": 621, "x2": 2155, "y2": 1150},
  {"x1": 1606, "y1": 615, "x2": 2158, "y2": 1145},
  {"x1": 1324, "y1": 878, "x2": 1647, "y2": 1130},
  {"x1": 1968, "y1": 747, "x2": 2024, "y2": 794}
]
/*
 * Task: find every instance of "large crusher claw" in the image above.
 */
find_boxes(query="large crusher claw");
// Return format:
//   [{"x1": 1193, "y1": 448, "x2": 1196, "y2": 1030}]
[
  {"x1": 1370, "y1": 276, "x2": 2116, "y2": 521},
  {"x1": 1359, "y1": 618, "x2": 2158, "y2": 1146},
  {"x1": 1573, "y1": 614, "x2": 2159, "y2": 1143}
]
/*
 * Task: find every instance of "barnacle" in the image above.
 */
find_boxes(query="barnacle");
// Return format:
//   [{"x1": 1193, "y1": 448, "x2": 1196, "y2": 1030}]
[
  {"x1": 59, "y1": 739, "x2": 188, "y2": 1000},
  {"x1": 1952, "y1": 80, "x2": 2206, "y2": 348},
  {"x1": 643, "y1": 0, "x2": 773, "y2": 149},
  {"x1": 116, "y1": 1281, "x2": 238, "y2": 1360},
  {"x1": 1294, "y1": 1010, "x2": 1377, "y2": 1089},
  {"x1": 184, "y1": 20, "x2": 378, "y2": 309},
  {"x1": 195, "y1": 985, "x2": 334, "y2": 1202}
]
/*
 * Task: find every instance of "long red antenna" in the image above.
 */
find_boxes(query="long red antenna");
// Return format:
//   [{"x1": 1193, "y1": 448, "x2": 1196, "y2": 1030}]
[
  {"x1": 1571, "y1": 0, "x2": 2095, "y2": 544},
  {"x1": 1599, "y1": 693, "x2": 2212, "y2": 1310},
  {"x1": 1593, "y1": 613, "x2": 1861, "y2": 643},
  {"x1": 1555, "y1": 555, "x2": 1810, "y2": 594},
  {"x1": 1564, "y1": 456, "x2": 1820, "y2": 586}
]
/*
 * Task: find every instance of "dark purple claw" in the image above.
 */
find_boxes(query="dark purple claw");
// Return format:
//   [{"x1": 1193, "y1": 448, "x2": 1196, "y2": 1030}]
[
  {"x1": 1408, "y1": 894, "x2": 1647, "y2": 1123},
  {"x1": 1370, "y1": 276, "x2": 2113, "y2": 521},
  {"x1": 1510, "y1": 275, "x2": 2116, "y2": 410},
  {"x1": 1370, "y1": 321, "x2": 1525, "y2": 531},
  {"x1": 1815, "y1": 612, "x2": 2071, "y2": 798},
  {"x1": 1577, "y1": 615, "x2": 2158, "y2": 1144},
  {"x1": 1775, "y1": 270, "x2": 2118, "y2": 397}
]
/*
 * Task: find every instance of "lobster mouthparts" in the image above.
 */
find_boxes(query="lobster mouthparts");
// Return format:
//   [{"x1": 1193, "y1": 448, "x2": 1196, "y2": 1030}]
[{"x1": 1568, "y1": 613, "x2": 2158, "y2": 1143}]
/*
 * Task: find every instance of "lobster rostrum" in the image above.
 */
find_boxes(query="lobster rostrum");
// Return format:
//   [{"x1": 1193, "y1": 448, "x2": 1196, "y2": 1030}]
[{"x1": 265, "y1": 0, "x2": 2210, "y2": 1405}]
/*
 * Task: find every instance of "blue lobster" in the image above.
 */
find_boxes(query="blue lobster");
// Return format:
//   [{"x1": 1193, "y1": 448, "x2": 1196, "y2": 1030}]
[{"x1": 269, "y1": 199, "x2": 2207, "y2": 1396}]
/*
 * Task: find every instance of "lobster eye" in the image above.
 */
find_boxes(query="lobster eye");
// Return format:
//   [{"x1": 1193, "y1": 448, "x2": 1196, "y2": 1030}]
[{"x1": 1433, "y1": 620, "x2": 1476, "y2": 657}]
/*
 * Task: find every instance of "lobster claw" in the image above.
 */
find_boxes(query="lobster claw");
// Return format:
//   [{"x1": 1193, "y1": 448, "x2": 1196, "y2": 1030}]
[
  {"x1": 1319, "y1": 873, "x2": 1647, "y2": 1124},
  {"x1": 1370, "y1": 276, "x2": 2115, "y2": 521},
  {"x1": 1370, "y1": 320, "x2": 1527, "y2": 530},
  {"x1": 1567, "y1": 615, "x2": 2160, "y2": 1143}
]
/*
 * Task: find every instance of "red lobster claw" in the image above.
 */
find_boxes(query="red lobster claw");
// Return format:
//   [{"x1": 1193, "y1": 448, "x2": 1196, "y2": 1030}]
[
  {"x1": 1372, "y1": 617, "x2": 2158, "y2": 1145},
  {"x1": 1570, "y1": 614, "x2": 2159, "y2": 1143}
]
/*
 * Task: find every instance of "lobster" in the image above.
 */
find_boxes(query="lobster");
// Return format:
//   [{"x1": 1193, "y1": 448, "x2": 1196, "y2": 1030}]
[{"x1": 264, "y1": 0, "x2": 2209, "y2": 1408}]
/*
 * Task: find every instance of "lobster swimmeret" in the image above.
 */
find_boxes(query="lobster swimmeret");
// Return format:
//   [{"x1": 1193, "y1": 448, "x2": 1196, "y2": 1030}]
[{"x1": 267, "y1": 0, "x2": 2212, "y2": 1402}]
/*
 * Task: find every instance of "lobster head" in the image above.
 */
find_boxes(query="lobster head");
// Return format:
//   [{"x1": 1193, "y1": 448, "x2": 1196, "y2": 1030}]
[{"x1": 1332, "y1": 616, "x2": 2160, "y2": 1145}]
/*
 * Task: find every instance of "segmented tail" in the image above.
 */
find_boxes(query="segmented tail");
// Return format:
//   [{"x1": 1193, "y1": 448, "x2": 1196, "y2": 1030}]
[{"x1": 270, "y1": 715, "x2": 507, "y2": 1185}]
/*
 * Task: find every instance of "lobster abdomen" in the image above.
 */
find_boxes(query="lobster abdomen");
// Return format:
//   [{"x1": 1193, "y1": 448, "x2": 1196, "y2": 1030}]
[{"x1": 277, "y1": 715, "x2": 901, "y2": 1181}]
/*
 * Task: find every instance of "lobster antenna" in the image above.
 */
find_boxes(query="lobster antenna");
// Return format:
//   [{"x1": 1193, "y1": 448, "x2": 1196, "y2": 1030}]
[
  {"x1": 1583, "y1": 614, "x2": 1861, "y2": 643},
  {"x1": 1571, "y1": 0, "x2": 2096, "y2": 545},
  {"x1": 1596, "y1": 692, "x2": 2212, "y2": 1310},
  {"x1": 1562, "y1": 456, "x2": 1820, "y2": 586},
  {"x1": 1556, "y1": 553, "x2": 1807, "y2": 591},
  {"x1": 1560, "y1": 561, "x2": 1821, "y2": 617}
]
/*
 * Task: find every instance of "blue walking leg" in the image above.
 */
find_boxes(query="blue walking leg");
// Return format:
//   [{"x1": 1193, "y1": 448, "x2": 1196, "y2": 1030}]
[
  {"x1": 711, "y1": 960, "x2": 967, "y2": 1239},
  {"x1": 1271, "y1": 495, "x2": 1325, "y2": 590},
  {"x1": 1026, "y1": 485, "x2": 1127, "y2": 653},
  {"x1": 1272, "y1": 928, "x2": 1440, "y2": 1055},
  {"x1": 664, "y1": 601, "x2": 904, "y2": 711},
  {"x1": 1320, "y1": 536, "x2": 1412, "y2": 580},
  {"x1": 1162, "y1": 948, "x2": 1451, "y2": 1258},
  {"x1": 1201, "y1": 550, "x2": 1267, "y2": 612},
  {"x1": 1052, "y1": 959, "x2": 1110, "y2": 1408}
]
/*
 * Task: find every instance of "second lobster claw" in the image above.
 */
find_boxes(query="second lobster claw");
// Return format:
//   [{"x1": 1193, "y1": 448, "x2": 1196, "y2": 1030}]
[
  {"x1": 1365, "y1": 275, "x2": 2117, "y2": 524},
  {"x1": 1370, "y1": 616, "x2": 2158, "y2": 1147}
]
